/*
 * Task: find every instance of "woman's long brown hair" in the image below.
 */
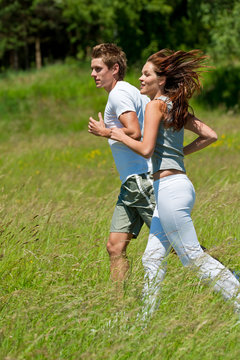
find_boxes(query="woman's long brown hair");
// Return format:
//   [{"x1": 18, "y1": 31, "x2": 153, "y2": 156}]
[{"x1": 147, "y1": 49, "x2": 207, "y2": 130}]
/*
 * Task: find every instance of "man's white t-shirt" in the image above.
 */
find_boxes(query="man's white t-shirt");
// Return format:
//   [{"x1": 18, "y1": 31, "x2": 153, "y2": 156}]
[{"x1": 104, "y1": 81, "x2": 151, "y2": 184}]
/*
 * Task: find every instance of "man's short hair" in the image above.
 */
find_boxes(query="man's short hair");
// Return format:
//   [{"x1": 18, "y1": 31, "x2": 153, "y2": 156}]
[{"x1": 91, "y1": 43, "x2": 127, "y2": 81}]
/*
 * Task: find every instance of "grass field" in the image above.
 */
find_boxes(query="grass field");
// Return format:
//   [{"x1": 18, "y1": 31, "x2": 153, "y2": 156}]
[{"x1": 0, "y1": 63, "x2": 239, "y2": 359}]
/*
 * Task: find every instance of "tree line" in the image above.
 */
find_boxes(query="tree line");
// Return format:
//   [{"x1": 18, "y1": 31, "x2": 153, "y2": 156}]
[{"x1": 0, "y1": 0, "x2": 239, "y2": 71}]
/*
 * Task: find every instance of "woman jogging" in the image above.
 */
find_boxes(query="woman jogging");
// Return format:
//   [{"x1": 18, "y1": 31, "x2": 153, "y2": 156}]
[{"x1": 110, "y1": 49, "x2": 240, "y2": 318}]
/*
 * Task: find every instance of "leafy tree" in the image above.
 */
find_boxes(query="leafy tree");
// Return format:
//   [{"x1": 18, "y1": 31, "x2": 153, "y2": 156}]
[
  {"x1": 0, "y1": 0, "x2": 30, "y2": 69},
  {"x1": 112, "y1": 0, "x2": 173, "y2": 63},
  {"x1": 29, "y1": 0, "x2": 66, "y2": 69},
  {"x1": 61, "y1": 0, "x2": 176, "y2": 63},
  {"x1": 61, "y1": 0, "x2": 115, "y2": 59},
  {"x1": 0, "y1": 0, "x2": 66, "y2": 69},
  {"x1": 192, "y1": 0, "x2": 240, "y2": 62},
  {"x1": 0, "y1": 0, "x2": 239, "y2": 71}
]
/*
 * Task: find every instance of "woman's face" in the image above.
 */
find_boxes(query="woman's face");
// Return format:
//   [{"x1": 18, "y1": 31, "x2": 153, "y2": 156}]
[
  {"x1": 139, "y1": 61, "x2": 166, "y2": 100},
  {"x1": 139, "y1": 62, "x2": 161, "y2": 100}
]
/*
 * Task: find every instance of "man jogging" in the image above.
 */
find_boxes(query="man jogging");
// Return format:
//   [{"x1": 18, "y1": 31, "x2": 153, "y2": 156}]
[{"x1": 88, "y1": 43, "x2": 157, "y2": 283}]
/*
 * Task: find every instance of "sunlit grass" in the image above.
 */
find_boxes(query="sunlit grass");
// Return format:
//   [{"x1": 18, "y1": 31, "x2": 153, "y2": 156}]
[{"x1": 0, "y1": 63, "x2": 239, "y2": 359}]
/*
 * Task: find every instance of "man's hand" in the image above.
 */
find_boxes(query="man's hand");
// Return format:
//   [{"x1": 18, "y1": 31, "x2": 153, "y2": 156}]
[{"x1": 88, "y1": 112, "x2": 111, "y2": 138}]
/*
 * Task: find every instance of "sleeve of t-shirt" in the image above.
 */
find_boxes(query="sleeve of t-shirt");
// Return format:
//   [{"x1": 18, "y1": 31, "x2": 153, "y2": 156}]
[{"x1": 109, "y1": 87, "x2": 136, "y2": 119}]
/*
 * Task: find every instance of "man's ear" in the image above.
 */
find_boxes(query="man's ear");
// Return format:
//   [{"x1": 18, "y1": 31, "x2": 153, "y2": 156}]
[{"x1": 112, "y1": 63, "x2": 119, "y2": 76}]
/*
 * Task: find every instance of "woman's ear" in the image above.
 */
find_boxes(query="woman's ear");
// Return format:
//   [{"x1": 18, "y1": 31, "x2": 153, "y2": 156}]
[{"x1": 158, "y1": 75, "x2": 166, "y2": 87}]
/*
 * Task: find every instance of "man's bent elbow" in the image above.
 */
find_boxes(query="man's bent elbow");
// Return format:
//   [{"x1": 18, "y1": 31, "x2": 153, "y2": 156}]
[
  {"x1": 130, "y1": 130, "x2": 141, "y2": 140},
  {"x1": 213, "y1": 132, "x2": 218, "y2": 142},
  {"x1": 210, "y1": 131, "x2": 218, "y2": 143}
]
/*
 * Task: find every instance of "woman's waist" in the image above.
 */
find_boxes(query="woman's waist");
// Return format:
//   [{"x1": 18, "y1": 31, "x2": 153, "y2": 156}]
[
  {"x1": 153, "y1": 169, "x2": 186, "y2": 181},
  {"x1": 152, "y1": 155, "x2": 186, "y2": 179}
]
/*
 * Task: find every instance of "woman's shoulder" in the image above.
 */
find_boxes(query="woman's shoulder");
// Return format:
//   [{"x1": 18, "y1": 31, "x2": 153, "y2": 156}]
[{"x1": 146, "y1": 98, "x2": 168, "y2": 113}]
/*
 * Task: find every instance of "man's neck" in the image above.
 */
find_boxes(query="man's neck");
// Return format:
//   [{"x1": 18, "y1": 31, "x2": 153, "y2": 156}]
[{"x1": 105, "y1": 78, "x2": 120, "y2": 93}]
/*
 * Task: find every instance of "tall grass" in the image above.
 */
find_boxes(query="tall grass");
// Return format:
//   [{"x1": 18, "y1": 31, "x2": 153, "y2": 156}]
[
  {"x1": 0, "y1": 63, "x2": 239, "y2": 359},
  {"x1": 0, "y1": 62, "x2": 107, "y2": 139}
]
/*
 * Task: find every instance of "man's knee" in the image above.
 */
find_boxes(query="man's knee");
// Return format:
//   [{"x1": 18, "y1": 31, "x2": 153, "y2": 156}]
[
  {"x1": 107, "y1": 233, "x2": 132, "y2": 257},
  {"x1": 106, "y1": 240, "x2": 119, "y2": 256},
  {"x1": 106, "y1": 239, "x2": 127, "y2": 257}
]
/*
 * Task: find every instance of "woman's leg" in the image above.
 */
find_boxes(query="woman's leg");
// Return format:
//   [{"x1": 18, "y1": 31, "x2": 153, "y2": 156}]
[
  {"x1": 142, "y1": 206, "x2": 171, "y2": 314},
  {"x1": 154, "y1": 174, "x2": 240, "y2": 311},
  {"x1": 154, "y1": 175, "x2": 203, "y2": 265}
]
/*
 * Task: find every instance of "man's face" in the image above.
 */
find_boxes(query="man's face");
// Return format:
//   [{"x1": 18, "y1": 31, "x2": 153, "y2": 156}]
[{"x1": 91, "y1": 58, "x2": 116, "y2": 92}]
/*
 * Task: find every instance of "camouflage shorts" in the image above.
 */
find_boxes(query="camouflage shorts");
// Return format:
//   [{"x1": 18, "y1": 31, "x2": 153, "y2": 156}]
[{"x1": 110, "y1": 173, "x2": 156, "y2": 238}]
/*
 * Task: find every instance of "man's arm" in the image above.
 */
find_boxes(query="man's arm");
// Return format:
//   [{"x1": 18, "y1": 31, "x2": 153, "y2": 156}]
[
  {"x1": 118, "y1": 111, "x2": 141, "y2": 140},
  {"x1": 88, "y1": 111, "x2": 141, "y2": 140}
]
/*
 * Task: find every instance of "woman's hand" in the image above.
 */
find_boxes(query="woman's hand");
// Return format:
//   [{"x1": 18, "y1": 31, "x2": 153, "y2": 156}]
[{"x1": 110, "y1": 127, "x2": 126, "y2": 142}]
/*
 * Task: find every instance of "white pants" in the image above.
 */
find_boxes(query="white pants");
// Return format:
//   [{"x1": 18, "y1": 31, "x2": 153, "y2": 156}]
[{"x1": 143, "y1": 174, "x2": 240, "y2": 314}]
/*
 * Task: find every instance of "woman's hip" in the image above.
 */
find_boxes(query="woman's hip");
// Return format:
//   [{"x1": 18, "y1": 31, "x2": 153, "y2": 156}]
[{"x1": 153, "y1": 174, "x2": 195, "y2": 214}]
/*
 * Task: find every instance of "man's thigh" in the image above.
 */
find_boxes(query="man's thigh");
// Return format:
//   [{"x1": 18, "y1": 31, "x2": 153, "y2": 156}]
[
  {"x1": 130, "y1": 174, "x2": 156, "y2": 228},
  {"x1": 110, "y1": 174, "x2": 155, "y2": 236},
  {"x1": 110, "y1": 201, "x2": 144, "y2": 238}
]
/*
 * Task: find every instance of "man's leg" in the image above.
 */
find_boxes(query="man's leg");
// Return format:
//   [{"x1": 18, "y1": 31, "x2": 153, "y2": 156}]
[
  {"x1": 109, "y1": 177, "x2": 143, "y2": 283},
  {"x1": 107, "y1": 232, "x2": 133, "y2": 282}
]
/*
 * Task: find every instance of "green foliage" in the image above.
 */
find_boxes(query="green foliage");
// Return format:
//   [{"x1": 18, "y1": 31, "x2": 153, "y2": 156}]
[
  {"x1": 111, "y1": 0, "x2": 174, "y2": 63},
  {"x1": 0, "y1": 0, "x2": 29, "y2": 53},
  {"x1": 29, "y1": 0, "x2": 64, "y2": 38},
  {"x1": 0, "y1": 0, "x2": 240, "y2": 70},
  {"x1": 0, "y1": 0, "x2": 65, "y2": 69},
  {"x1": 198, "y1": 64, "x2": 240, "y2": 110},
  {"x1": 61, "y1": 0, "x2": 115, "y2": 57},
  {"x1": 199, "y1": 0, "x2": 240, "y2": 62}
]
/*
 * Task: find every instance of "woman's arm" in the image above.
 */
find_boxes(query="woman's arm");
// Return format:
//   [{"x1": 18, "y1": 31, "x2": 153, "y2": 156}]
[
  {"x1": 110, "y1": 101, "x2": 162, "y2": 158},
  {"x1": 183, "y1": 114, "x2": 218, "y2": 156},
  {"x1": 88, "y1": 111, "x2": 141, "y2": 139}
]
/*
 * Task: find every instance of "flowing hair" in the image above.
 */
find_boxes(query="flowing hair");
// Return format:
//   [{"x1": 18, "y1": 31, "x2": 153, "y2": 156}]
[{"x1": 147, "y1": 49, "x2": 207, "y2": 130}]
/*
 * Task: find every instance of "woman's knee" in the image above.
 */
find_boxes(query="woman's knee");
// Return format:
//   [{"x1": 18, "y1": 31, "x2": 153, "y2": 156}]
[
  {"x1": 179, "y1": 246, "x2": 205, "y2": 267},
  {"x1": 142, "y1": 246, "x2": 166, "y2": 270}
]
